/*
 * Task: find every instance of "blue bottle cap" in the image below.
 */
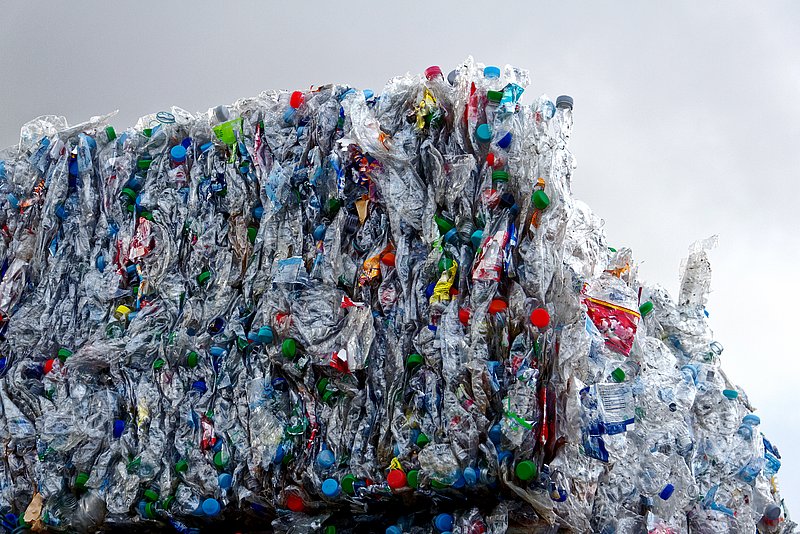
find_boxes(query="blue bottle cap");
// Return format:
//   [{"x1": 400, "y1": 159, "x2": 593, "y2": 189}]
[
  {"x1": 253, "y1": 206, "x2": 264, "y2": 219},
  {"x1": 313, "y1": 224, "x2": 327, "y2": 241},
  {"x1": 191, "y1": 380, "x2": 207, "y2": 394},
  {"x1": 425, "y1": 282, "x2": 436, "y2": 299},
  {"x1": 483, "y1": 66, "x2": 501, "y2": 79},
  {"x1": 69, "y1": 160, "x2": 79, "y2": 176},
  {"x1": 210, "y1": 346, "x2": 226, "y2": 357},
  {"x1": 556, "y1": 95, "x2": 574, "y2": 110},
  {"x1": 322, "y1": 478, "x2": 340, "y2": 498},
  {"x1": 257, "y1": 325, "x2": 274, "y2": 344},
  {"x1": 497, "y1": 450, "x2": 512, "y2": 464},
  {"x1": 96, "y1": 255, "x2": 106, "y2": 272},
  {"x1": 434, "y1": 513, "x2": 454, "y2": 532},
  {"x1": 200, "y1": 142, "x2": 213, "y2": 153},
  {"x1": 181, "y1": 137, "x2": 192, "y2": 148},
  {"x1": 497, "y1": 132, "x2": 512, "y2": 149},
  {"x1": 317, "y1": 449, "x2": 335, "y2": 469},
  {"x1": 113, "y1": 419, "x2": 125, "y2": 438},
  {"x1": 451, "y1": 471, "x2": 465, "y2": 489},
  {"x1": 659, "y1": 483, "x2": 674, "y2": 500},
  {"x1": 463, "y1": 466, "x2": 478, "y2": 486},
  {"x1": 443, "y1": 227, "x2": 459, "y2": 244},
  {"x1": 201, "y1": 498, "x2": 220, "y2": 516},
  {"x1": 218, "y1": 473, "x2": 233, "y2": 489},
  {"x1": 273, "y1": 444, "x2": 285, "y2": 464},
  {"x1": 475, "y1": 124, "x2": 492, "y2": 143},
  {"x1": 170, "y1": 145, "x2": 187, "y2": 163},
  {"x1": 386, "y1": 527, "x2": 403, "y2": 534},
  {"x1": 764, "y1": 503, "x2": 782, "y2": 520},
  {"x1": 363, "y1": 89, "x2": 374, "y2": 100},
  {"x1": 743, "y1": 414, "x2": 761, "y2": 426}
]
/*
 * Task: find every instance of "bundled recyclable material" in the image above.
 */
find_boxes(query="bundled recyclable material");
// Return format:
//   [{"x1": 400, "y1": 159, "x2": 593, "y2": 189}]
[{"x1": 0, "y1": 57, "x2": 790, "y2": 533}]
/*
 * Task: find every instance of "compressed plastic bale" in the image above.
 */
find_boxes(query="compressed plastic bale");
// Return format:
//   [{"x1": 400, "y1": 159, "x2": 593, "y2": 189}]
[{"x1": 0, "y1": 57, "x2": 791, "y2": 533}]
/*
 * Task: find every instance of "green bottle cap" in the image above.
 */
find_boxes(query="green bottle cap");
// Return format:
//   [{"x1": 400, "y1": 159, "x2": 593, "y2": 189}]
[
  {"x1": 434, "y1": 214, "x2": 454, "y2": 235},
  {"x1": 140, "y1": 211, "x2": 153, "y2": 221},
  {"x1": 75, "y1": 472, "x2": 89, "y2": 488},
  {"x1": 322, "y1": 390, "x2": 336, "y2": 404},
  {"x1": 197, "y1": 271, "x2": 211, "y2": 285},
  {"x1": 143, "y1": 488, "x2": 159, "y2": 502},
  {"x1": 174, "y1": 459, "x2": 188, "y2": 473},
  {"x1": 515, "y1": 460, "x2": 537, "y2": 481},
  {"x1": 121, "y1": 188, "x2": 137, "y2": 202},
  {"x1": 324, "y1": 527, "x2": 336, "y2": 534},
  {"x1": 137, "y1": 157, "x2": 153, "y2": 170},
  {"x1": 406, "y1": 353, "x2": 424, "y2": 368},
  {"x1": 487, "y1": 90, "x2": 504, "y2": 102},
  {"x1": 282, "y1": 338, "x2": 297, "y2": 359},
  {"x1": 143, "y1": 128, "x2": 152, "y2": 138},
  {"x1": 127, "y1": 204, "x2": 135, "y2": 213},
  {"x1": 491, "y1": 170, "x2": 509, "y2": 183},
  {"x1": 105, "y1": 126, "x2": 116, "y2": 141},
  {"x1": 608, "y1": 247, "x2": 617, "y2": 252},
  {"x1": 416, "y1": 433, "x2": 430, "y2": 447},
  {"x1": 161, "y1": 495, "x2": 174, "y2": 509},
  {"x1": 187, "y1": 351, "x2": 198, "y2": 368},
  {"x1": 532, "y1": 190, "x2": 550, "y2": 210},
  {"x1": 430, "y1": 478, "x2": 449, "y2": 489},
  {"x1": 153, "y1": 358, "x2": 165, "y2": 370},
  {"x1": 57, "y1": 348, "x2": 73, "y2": 363},
  {"x1": 406, "y1": 469, "x2": 419, "y2": 488},
  {"x1": 327, "y1": 197, "x2": 342, "y2": 214},
  {"x1": 214, "y1": 450, "x2": 230, "y2": 468},
  {"x1": 144, "y1": 502, "x2": 156, "y2": 519},
  {"x1": 437, "y1": 257, "x2": 454, "y2": 272},
  {"x1": 341, "y1": 474, "x2": 357, "y2": 495},
  {"x1": 639, "y1": 301, "x2": 654, "y2": 317},
  {"x1": 247, "y1": 226, "x2": 258, "y2": 243},
  {"x1": 611, "y1": 367, "x2": 626, "y2": 382},
  {"x1": 316, "y1": 378, "x2": 330, "y2": 395}
]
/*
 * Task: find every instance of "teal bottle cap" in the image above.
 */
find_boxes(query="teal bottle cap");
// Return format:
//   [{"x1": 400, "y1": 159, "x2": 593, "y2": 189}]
[
  {"x1": 723, "y1": 389, "x2": 738, "y2": 399},
  {"x1": 476, "y1": 124, "x2": 492, "y2": 143}
]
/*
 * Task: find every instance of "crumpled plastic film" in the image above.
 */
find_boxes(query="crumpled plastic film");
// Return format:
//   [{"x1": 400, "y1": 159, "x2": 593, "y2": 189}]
[{"x1": 0, "y1": 58, "x2": 791, "y2": 533}]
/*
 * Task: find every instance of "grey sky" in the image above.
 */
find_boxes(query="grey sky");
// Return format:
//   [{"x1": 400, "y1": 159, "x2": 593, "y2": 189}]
[{"x1": 2, "y1": 0, "x2": 798, "y2": 508}]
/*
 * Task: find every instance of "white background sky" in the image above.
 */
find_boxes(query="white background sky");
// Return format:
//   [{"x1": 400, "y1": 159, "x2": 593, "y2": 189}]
[{"x1": 1, "y1": 0, "x2": 798, "y2": 511}]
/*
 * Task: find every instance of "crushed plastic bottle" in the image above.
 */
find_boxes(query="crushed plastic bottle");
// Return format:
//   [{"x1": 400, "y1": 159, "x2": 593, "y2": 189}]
[{"x1": 0, "y1": 57, "x2": 791, "y2": 533}]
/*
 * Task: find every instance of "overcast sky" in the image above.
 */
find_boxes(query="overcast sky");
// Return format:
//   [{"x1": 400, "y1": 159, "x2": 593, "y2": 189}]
[{"x1": 1, "y1": 0, "x2": 798, "y2": 510}]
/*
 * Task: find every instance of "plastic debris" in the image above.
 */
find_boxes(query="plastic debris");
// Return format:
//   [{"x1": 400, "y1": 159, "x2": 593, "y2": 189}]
[{"x1": 0, "y1": 57, "x2": 791, "y2": 533}]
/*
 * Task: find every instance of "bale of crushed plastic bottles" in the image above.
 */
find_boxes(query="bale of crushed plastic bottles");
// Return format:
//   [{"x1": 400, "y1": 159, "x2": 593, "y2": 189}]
[{"x1": 0, "y1": 57, "x2": 791, "y2": 533}]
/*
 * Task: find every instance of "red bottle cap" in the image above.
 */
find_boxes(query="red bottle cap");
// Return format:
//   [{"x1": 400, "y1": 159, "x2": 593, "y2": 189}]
[
  {"x1": 387, "y1": 469, "x2": 407, "y2": 489},
  {"x1": 286, "y1": 493, "x2": 305, "y2": 512},
  {"x1": 289, "y1": 91, "x2": 304, "y2": 109},
  {"x1": 43, "y1": 358, "x2": 55, "y2": 374},
  {"x1": 486, "y1": 153, "x2": 495, "y2": 167},
  {"x1": 424, "y1": 66, "x2": 443, "y2": 80},
  {"x1": 530, "y1": 308, "x2": 550, "y2": 328},
  {"x1": 381, "y1": 252, "x2": 396, "y2": 267},
  {"x1": 488, "y1": 299, "x2": 507, "y2": 314},
  {"x1": 459, "y1": 308, "x2": 471, "y2": 326}
]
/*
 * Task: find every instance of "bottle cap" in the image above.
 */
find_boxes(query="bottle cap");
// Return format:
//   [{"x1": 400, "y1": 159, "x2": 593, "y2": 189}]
[
  {"x1": 451, "y1": 471, "x2": 465, "y2": 489},
  {"x1": 458, "y1": 308, "x2": 470, "y2": 326},
  {"x1": 497, "y1": 132, "x2": 513, "y2": 149},
  {"x1": 247, "y1": 226, "x2": 257, "y2": 244},
  {"x1": 659, "y1": 483, "x2": 674, "y2": 500},
  {"x1": 463, "y1": 467, "x2": 478, "y2": 486},
  {"x1": 57, "y1": 348, "x2": 73, "y2": 363},
  {"x1": 105, "y1": 126, "x2": 116, "y2": 141},
  {"x1": 515, "y1": 460, "x2": 537, "y2": 481},
  {"x1": 186, "y1": 351, "x2": 198, "y2": 367},
  {"x1": 75, "y1": 472, "x2": 89, "y2": 488},
  {"x1": 290, "y1": 91, "x2": 304, "y2": 109},
  {"x1": 483, "y1": 66, "x2": 501, "y2": 79},
  {"x1": 213, "y1": 450, "x2": 230, "y2": 468},
  {"x1": 341, "y1": 474, "x2": 357, "y2": 495},
  {"x1": 285, "y1": 493, "x2": 305, "y2": 512},
  {"x1": 530, "y1": 308, "x2": 550, "y2": 328},
  {"x1": 743, "y1": 414, "x2": 761, "y2": 426},
  {"x1": 322, "y1": 478, "x2": 340, "y2": 498},
  {"x1": 406, "y1": 469, "x2": 419, "y2": 488},
  {"x1": 313, "y1": 224, "x2": 326, "y2": 241},
  {"x1": 416, "y1": 433, "x2": 430, "y2": 447},
  {"x1": 437, "y1": 257, "x2": 455, "y2": 272},
  {"x1": 387, "y1": 469, "x2": 407, "y2": 489},
  {"x1": 201, "y1": 498, "x2": 221, "y2": 516},
  {"x1": 723, "y1": 389, "x2": 738, "y2": 399},
  {"x1": 137, "y1": 157, "x2": 153, "y2": 171},
  {"x1": 191, "y1": 380, "x2": 207, "y2": 394},
  {"x1": 218, "y1": 473, "x2": 232, "y2": 489},
  {"x1": 443, "y1": 227, "x2": 459, "y2": 244},
  {"x1": 475, "y1": 124, "x2": 492, "y2": 143},
  {"x1": 152, "y1": 358, "x2": 165, "y2": 370},
  {"x1": 487, "y1": 90, "x2": 503, "y2": 102},
  {"x1": 488, "y1": 424, "x2": 503, "y2": 445},
  {"x1": 492, "y1": 170, "x2": 509, "y2": 183},
  {"x1": 175, "y1": 459, "x2": 188, "y2": 473},
  {"x1": 197, "y1": 271, "x2": 211, "y2": 285},
  {"x1": 406, "y1": 353, "x2": 424, "y2": 369},
  {"x1": 424, "y1": 66, "x2": 443, "y2": 80},
  {"x1": 363, "y1": 89, "x2": 374, "y2": 100},
  {"x1": 181, "y1": 137, "x2": 192, "y2": 148},
  {"x1": 434, "y1": 214, "x2": 455, "y2": 234},
  {"x1": 447, "y1": 69, "x2": 458, "y2": 85},
  {"x1": 639, "y1": 301, "x2": 654, "y2": 317},
  {"x1": 387, "y1": 527, "x2": 403, "y2": 534},
  {"x1": 470, "y1": 230, "x2": 483, "y2": 249},
  {"x1": 434, "y1": 513, "x2": 454, "y2": 532},
  {"x1": 532, "y1": 190, "x2": 550, "y2": 210},
  {"x1": 257, "y1": 326, "x2": 274, "y2": 344},
  {"x1": 113, "y1": 419, "x2": 125, "y2": 438},
  {"x1": 488, "y1": 299, "x2": 507, "y2": 314},
  {"x1": 43, "y1": 359, "x2": 55, "y2": 374},
  {"x1": 143, "y1": 489, "x2": 159, "y2": 502},
  {"x1": 325, "y1": 526, "x2": 336, "y2": 534},
  {"x1": 143, "y1": 502, "x2": 156, "y2": 519},
  {"x1": 556, "y1": 95, "x2": 574, "y2": 110},
  {"x1": 381, "y1": 252, "x2": 396, "y2": 267},
  {"x1": 253, "y1": 206, "x2": 264, "y2": 219},
  {"x1": 282, "y1": 338, "x2": 297, "y2": 359},
  {"x1": 170, "y1": 145, "x2": 187, "y2": 163},
  {"x1": 764, "y1": 503, "x2": 782, "y2": 521},
  {"x1": 611, "y1": 368, "x2": 626, "y2": 382},
  {"x1": 317, "y1": 449, "x2": 335, "y2": 469},
  {"x1": 486, "y1": 152, "x2": 496, "y2": 167}
]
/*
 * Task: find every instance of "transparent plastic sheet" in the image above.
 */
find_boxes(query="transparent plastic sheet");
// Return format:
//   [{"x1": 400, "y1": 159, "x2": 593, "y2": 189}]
[{"x1": 0, "y1": 58, "x2": 791, "y2": 533}]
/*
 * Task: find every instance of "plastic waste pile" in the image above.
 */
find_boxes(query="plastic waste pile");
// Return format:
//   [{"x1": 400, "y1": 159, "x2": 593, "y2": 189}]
[{"x1": 0, "y1": 57, "x2": 791, "y2": 533}]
